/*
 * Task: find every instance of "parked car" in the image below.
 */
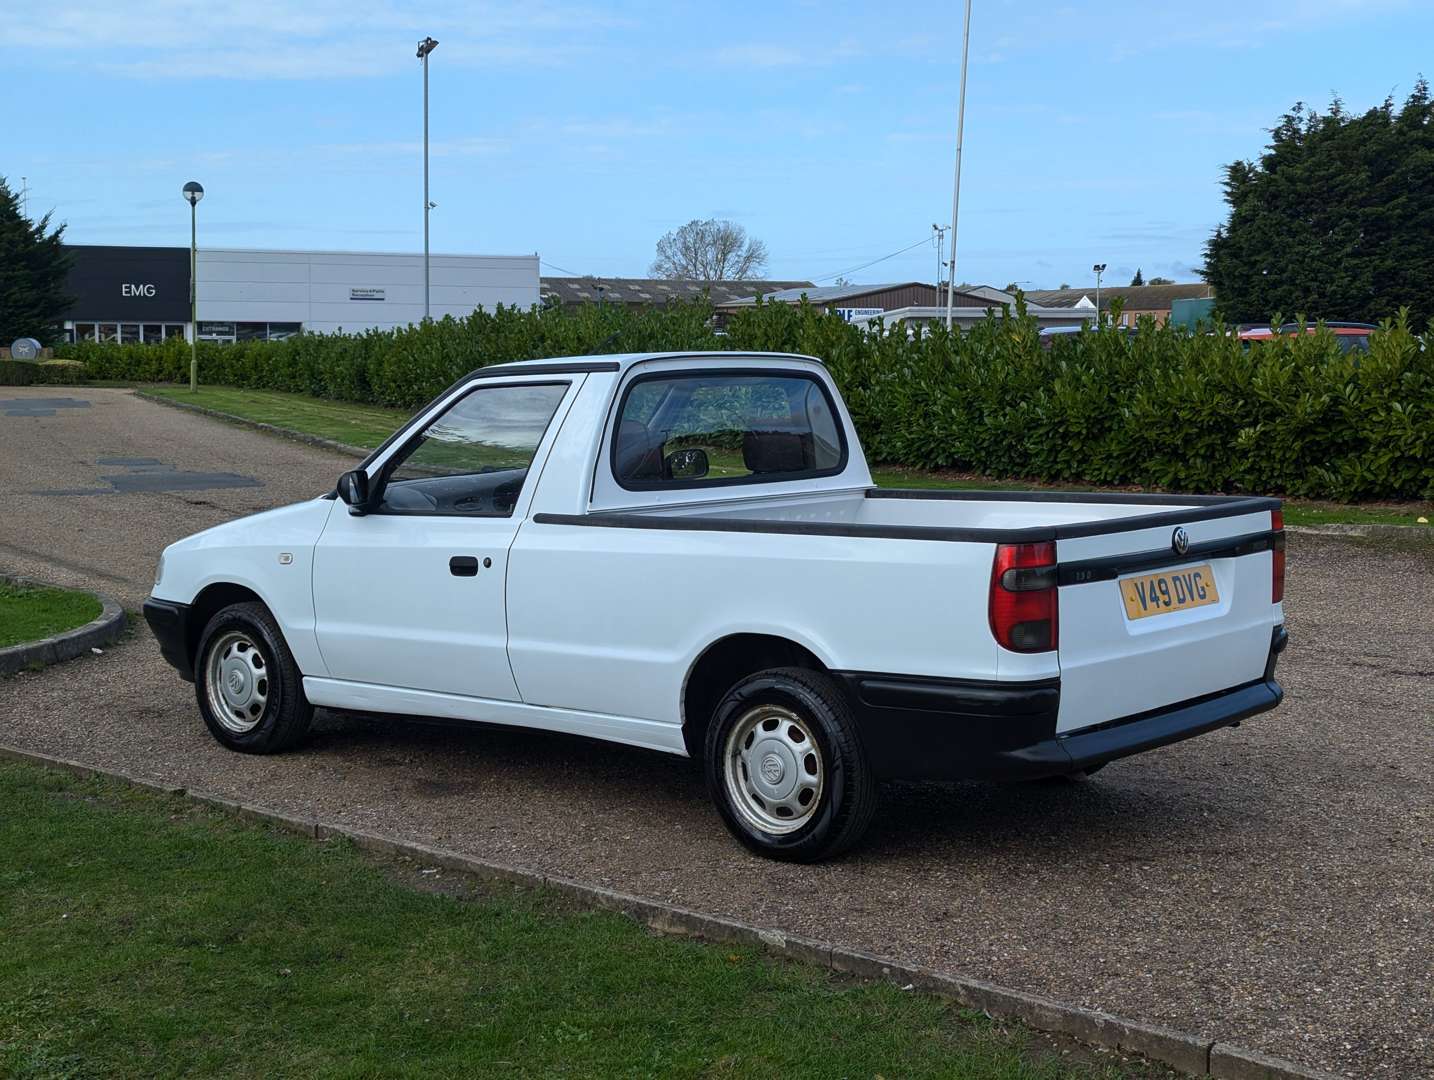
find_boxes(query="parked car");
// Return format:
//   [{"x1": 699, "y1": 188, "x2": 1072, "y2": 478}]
[
  {"x1": 1038, "y1": 324, "x2": 1137, "y2": 348},
  {"x1": 1238, "y1": 321, "x2": 1377, "y2": 353},
  {"x1": 145, "y1": 352, "x2": 1288, "y2": 861}
]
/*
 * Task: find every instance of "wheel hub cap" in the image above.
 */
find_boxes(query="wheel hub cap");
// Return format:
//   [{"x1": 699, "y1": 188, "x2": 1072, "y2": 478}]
[
  {"x1": 722, "y1": 704, "x2": 825, "y2": 836},
  {"x1": 205, "y1": 631, "x2": 270, "y2": 734}
]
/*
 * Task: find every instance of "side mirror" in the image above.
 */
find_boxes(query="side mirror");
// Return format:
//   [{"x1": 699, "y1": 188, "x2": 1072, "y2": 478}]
[
  {"x1": 664, "y1": 447, "x2": 709, "y2": 481},
  {"x1": 336, "y1": 469, "x2": 372, "y2": 514}
]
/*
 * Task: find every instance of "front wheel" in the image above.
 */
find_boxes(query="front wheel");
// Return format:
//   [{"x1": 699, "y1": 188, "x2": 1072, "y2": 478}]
[
  {"x1": 194, "y1": 601, "x2": 313, "y2": 754},
  {"x1": 705, "y1": 667, "x2": 879, "y2": 862}
]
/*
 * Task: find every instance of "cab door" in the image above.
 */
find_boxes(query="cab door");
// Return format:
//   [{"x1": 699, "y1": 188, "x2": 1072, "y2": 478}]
[{"x1": 312, "y1": 379, "x2": 576, "y2": 700}]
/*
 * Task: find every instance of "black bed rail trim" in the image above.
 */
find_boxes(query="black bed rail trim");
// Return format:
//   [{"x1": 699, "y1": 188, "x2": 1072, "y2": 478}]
[
  {"x1": 532, "y1": 498, "x2": 1283, "y2": 546},
  {"x1": 530, "y1": 512, "x2": 1042, "y2": 544},
  {"x1": 868, "y1": 486, "x2": 1257, "y2": 507},
  {"x1": 1058, "y1": 529, "x2": 1282, "y2": 585}
]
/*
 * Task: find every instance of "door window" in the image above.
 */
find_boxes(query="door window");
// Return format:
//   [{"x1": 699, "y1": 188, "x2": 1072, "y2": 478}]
[
  {"x1": 611, "y1": 371, "x2": 845, "y2": 489},
  {"x1": 378, "y1": 383, "x2": 569, "y2": 516}
]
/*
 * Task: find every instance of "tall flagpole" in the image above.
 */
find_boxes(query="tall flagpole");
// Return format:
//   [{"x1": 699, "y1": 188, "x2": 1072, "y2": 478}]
[{"x1": 945, "y1": 0, "x2": 973, "y2": 329}]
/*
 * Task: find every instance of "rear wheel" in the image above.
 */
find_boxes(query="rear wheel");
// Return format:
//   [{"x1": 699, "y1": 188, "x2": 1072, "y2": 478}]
[
  {"x1": 194, "y1": 601, "x2": 312, "y2": 754},
  {"x1": 705, "y1": 667, "x2": 878, "y2": 862}
]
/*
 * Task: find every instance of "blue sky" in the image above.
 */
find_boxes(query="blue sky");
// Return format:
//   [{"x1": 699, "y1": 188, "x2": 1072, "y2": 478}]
[{"x1": 6, "y1": 0, "x2": 1430, "y2": 291}]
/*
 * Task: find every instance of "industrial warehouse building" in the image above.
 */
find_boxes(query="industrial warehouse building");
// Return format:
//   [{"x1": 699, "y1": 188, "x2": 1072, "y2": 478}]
[
  {"x1": 718, "y1": 281, "x2": 1088, "y2": 330},
  {"x1": 61, "y1": 245, "x2": 540, "y2": 343}
]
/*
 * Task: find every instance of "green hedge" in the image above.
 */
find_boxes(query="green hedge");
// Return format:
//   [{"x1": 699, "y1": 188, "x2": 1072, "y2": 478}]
[
  {"x1": 56, "y1": 300, "x2": 1433, "y2": 501},
  {"x1": 0, "y1": 359, "x2": 89, "y2": 386}
]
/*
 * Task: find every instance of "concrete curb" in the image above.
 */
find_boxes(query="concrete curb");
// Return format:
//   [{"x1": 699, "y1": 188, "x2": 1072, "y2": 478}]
[
  {"x1": 135, "y1": 391, "x2": 372, "y2": 460},
  {"x1": 0, "y1": 574, "x2": 126, "y2": 677},
  {"x1": 0, "y1": 742, "x2": 1346, "y2": 1080},
  {"x1": 1288, "y1": 523, "x2": 1432, "y2": 539}
]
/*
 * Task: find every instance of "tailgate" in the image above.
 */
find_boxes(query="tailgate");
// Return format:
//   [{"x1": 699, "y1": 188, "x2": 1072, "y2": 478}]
[{"x1": 1055, "y1": 508, "x2": 1281, "y2": 733}]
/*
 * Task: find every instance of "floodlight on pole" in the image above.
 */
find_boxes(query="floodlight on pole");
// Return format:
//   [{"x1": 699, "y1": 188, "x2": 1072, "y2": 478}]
[
  {"x1": 182, "y1": 181, "x2": 204, "y2": 392},
  {"x1": 944, "y1": 0, "x2": 973, "y2": 329},
  {"x1": 1092, "y1": 263, "x2": 1107, "y2": 328},
  {"x1": 417, "y1": 36, "x2": 439, "y2": 321}
]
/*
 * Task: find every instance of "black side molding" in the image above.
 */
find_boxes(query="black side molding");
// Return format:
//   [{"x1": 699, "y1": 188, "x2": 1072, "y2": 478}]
[{"x1": 832, "y1": 671, "x2": 1061, "y2": 780}]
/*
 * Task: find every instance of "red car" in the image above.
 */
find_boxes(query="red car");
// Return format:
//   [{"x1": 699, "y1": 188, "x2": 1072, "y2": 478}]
[{"x1": 1237, "y1": 322, "x2": 1377, "y2": 353}]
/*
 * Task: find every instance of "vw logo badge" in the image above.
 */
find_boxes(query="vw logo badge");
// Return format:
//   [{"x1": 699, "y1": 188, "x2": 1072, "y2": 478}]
[
  {"x1": 1172, "y1": 527, "x2": 1190, "y2": 556},
  {"x1": 760, "y1": 753, "x2": 784, "y2": 785}
]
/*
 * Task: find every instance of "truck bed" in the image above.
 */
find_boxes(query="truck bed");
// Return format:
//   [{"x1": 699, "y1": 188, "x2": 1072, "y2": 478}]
[{"x1": 588, "y1": 487, "x2": 1277, "y2": 544}]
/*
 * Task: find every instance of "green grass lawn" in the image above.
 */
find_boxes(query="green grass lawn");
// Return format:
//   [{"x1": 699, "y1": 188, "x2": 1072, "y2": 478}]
[
  {"x1": 0, "y1": 581, "x2": 101, "y2": 649},
  {"x1": 0, "y1": 762, "x2": 1168, "y2": 1079},
  {"x1": 140, "y1": 385, "x2": 1433, "y2": 527}
]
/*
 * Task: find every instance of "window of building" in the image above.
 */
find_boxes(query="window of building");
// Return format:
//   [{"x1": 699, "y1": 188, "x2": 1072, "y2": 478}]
[
  {"x1": 197, "y1": 322, "x2": 236, "y2": 343},
  {"x1": 66, "y1": 322, "x2": 189, "y2": 344},
  {"x1": 199, "y1": 322, "x2": 301, "y2": 344}
]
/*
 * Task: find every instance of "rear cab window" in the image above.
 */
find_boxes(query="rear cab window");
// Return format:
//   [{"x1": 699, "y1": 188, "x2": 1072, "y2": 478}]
[{"x1": 611, "y1": 371, "x2": 847, "y2": 490}]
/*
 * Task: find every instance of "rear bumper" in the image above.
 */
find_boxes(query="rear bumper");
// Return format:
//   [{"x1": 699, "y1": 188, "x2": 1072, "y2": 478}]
[
  {"x1": 838, "y1": 624, "x2": 1288, "y2": 781},
  {"x1": 143, "y1": 597, "x2": 194, "y2": 682}
]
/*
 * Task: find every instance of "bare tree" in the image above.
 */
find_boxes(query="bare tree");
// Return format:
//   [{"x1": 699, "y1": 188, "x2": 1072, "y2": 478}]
[{"x1": 650, "y1": 218, "x2": 769, "y2": 281}]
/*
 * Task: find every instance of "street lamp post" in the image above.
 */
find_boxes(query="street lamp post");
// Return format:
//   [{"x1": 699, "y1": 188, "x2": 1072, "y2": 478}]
[
  {"x1": 182, "y1": 181, "x2": 204, "y2": 391},
  {"x1": 944, "y1": 0, "x2": 974, "y2": 329},
  {"x1": 1092, "y1": 263, "x2": 1107, "y2": 329},
  {"x1": 417, "y1": 36, "x2": 439, "y2": 322}
]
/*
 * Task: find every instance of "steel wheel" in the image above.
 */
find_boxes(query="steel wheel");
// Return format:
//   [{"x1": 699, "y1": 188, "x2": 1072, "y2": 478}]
[
  {"x1": 204, "y1": 630, "x2": 270, "y2": 734},
  {"x1": 722, "y1": 703, "x2": 825, "y2": 835}
]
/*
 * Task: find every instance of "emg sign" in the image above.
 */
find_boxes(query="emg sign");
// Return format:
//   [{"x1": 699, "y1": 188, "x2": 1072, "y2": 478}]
[{"x1": 63, "y1": 246, "x2": 192, "y2": 323}]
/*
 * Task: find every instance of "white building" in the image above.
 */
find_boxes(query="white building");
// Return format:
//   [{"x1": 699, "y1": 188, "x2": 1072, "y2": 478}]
[{"x1": 62, "y1": 245, "x2": 540, "y2": 344}]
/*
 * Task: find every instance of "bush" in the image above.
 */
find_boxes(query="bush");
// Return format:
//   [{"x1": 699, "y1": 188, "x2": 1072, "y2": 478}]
[
  {"x1": 54, "y1": 301, "x2": 1434, "y2": 501},
  {"x1": 0, "y1": 358, "x2": 88, "y2": 386}
]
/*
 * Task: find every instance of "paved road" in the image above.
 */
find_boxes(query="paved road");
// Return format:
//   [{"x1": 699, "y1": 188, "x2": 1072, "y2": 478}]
[{"x1": 2, "y1": 387, "x2": 1431, "y2": 1079}]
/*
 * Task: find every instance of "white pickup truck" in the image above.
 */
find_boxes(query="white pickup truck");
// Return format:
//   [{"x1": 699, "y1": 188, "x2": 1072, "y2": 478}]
[{"x1": 145, "y1": 352, "x2": 1288, "y2": 861}]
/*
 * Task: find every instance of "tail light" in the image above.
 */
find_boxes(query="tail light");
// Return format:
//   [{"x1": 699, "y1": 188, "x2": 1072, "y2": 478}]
[
  {"x1": 990, "y1": 542, "x2": 1058, "y2": 652},
  {"x1": 1271, "y1": 509, "x2": 1286, "y2": 603}
]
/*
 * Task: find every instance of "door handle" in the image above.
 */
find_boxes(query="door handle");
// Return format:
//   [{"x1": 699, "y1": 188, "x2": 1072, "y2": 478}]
[{"x1": 449, "y1": 556, "x2": 479, "y2": 577}]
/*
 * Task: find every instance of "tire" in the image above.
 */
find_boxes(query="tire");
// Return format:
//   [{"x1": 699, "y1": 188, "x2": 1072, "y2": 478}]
[
  {"x1": 194, "y1": 601, "x2": 313, "y2": 754},
  {"x1": 704, "y1": 667, "x2": 879, "y2": 862}
]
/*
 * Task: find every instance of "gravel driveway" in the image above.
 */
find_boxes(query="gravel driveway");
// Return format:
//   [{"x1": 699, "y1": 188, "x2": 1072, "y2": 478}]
[{"x1": 1, "y1": 387, "x2": 1430, "y2": 1079}]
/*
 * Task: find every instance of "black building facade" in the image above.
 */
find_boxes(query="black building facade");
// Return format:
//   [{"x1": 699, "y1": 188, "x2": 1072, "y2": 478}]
[{"x1": 64, "y1": 245, "x2": 192, "y2": 344}]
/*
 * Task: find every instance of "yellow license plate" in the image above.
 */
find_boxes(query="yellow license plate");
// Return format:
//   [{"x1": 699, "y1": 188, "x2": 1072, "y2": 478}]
[{"x1": 1120, "y1": 564, "x2": 1219, "y2": 620}]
